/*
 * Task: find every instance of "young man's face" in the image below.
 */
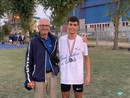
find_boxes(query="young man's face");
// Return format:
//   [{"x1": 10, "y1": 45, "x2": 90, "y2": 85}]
[{"x1": 67, "y1": 21, "x2": 79, "y2": 34}]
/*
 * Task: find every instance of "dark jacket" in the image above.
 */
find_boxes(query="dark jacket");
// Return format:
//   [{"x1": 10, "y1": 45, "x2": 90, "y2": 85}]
[{"x1": 24, "y1": 33, "x2": 59, "y2": 85}]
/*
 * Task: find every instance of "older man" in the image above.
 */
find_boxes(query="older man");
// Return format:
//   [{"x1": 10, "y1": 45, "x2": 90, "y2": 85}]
[{"x1": 24, "y1": 18, "x2": 59, "y2": 98}]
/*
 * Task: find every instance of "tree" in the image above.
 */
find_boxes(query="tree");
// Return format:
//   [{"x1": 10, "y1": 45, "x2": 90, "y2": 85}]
[
  {"x1": 9, "y1": 0, "x2": 37, "y2": 32},
  {"x1": 0, "y1": 0, "x2": 9, "y2": 18},
  {"x1": 0, "y1": 0, "x2": 83, "y2": 35},
  {"x1": 107, "y1": 0, "x2": 130, "y2": 50},
  {"x1": 0, "y1": 22, "x2": 11, "y2": 41},
  {"x1": 2, "y1": 22, "x2": 11, "y2": 35},
  {"x1": 39, "y1": 0, "x2": 83, "y2": 36}
]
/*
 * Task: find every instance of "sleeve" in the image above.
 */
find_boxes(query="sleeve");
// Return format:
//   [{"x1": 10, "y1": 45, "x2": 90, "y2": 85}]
[
  {"x1": 56, "y1": 39, "x2": 59, "y2": 53},
  {"x1": 83, "y1": 42, "x2": 88, "y2": 56},
  {"x1": 24, "y1": 40, "x2": 34, "y2": 83},
  {"x1": 58, "y1": 37, "x2": 63, "y2": 59},
  {"x1": 58, "y1": 38, "x2": 61, "y2": 55},
  {"x1": 58, "y1": 38, "x2": 60, "y2": 52}
]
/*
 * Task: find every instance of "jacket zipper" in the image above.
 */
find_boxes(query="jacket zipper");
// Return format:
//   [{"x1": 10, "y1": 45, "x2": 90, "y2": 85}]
[
  {"x1": 42, "y1": 38, "x2": 57, "y2": 77},
  {"x1": 51, "y1": 39, "x2": 57, "y2": 54},
  {"x1": 45, "y1": 51, "x2": 47, "y2": 83},
  {"x1": 49, "y1": 58, "x2": 55, "y2": 75}
]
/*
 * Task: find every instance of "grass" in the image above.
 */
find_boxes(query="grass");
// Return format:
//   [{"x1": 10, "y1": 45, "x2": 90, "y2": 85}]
[{"x1": 0, "y1": 47, "x2": 130, "y2": 98}]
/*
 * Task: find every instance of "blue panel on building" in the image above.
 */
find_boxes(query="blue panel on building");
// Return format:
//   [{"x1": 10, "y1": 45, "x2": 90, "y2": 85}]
[
  {"x1": 75, "y1": 5, "x2": 80, "y2": 18},
  {"x1": 69, "y1": 0, "x2": 130, "y2": 25},
  {"x1": 85, "y1": 0, "x2": 112, "y2": 6},
  {"x1": 69, "y1": 4, "x2": 85, "y2": 19},
  {"x1": 85, "y1": 5, "x2": 110, "y2": 24}
]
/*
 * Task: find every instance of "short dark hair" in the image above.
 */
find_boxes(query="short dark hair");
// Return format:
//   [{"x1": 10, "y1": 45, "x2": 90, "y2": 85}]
[{"x1": 67, "y1": 16, "x2": 79, "y2": 24}]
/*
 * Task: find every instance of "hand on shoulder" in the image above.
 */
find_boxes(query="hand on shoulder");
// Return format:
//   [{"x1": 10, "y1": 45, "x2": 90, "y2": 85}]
[
  {"x1": 79, "y1": 34, "x2": 87, "y2": 42},
  {"x1": 82, "y1": 36, "x2": 87, "y2": 42}
]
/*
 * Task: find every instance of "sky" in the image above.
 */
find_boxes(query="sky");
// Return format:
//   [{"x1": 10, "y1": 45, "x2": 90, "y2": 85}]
[{"x1": 35, "y1": 5, "x2": 51, "y2": 19}]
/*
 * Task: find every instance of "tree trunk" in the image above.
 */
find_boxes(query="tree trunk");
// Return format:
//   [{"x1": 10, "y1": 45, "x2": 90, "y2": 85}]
[
  {"x1": 113, "y1": 21, "x2": 119, "y2": 50},
  {"x1": 55, "y1": 26, "x2": 59, "y2": 37},
  {"x1": 113, "y1": 0, "x2": 120, "y2": 50}
]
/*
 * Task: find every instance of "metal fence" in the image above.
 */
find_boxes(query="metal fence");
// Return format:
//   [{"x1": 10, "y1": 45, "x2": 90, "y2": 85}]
[{"x1": 87, "y1": 27, "x2": 130, "y2": 47}]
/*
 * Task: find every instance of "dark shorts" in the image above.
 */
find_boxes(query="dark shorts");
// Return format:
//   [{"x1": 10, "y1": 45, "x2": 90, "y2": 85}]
[{"x1": 61, "y1": 84, "x2": 83, "y2": 92}]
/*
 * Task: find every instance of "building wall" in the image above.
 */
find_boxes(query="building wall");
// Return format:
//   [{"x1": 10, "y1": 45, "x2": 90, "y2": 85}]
[
  {"x1": 81, "y1": 0, "x2": 115, "y2": 24},
  {"x1": 84, "y1": 4, "x2": 110, "y2": 24},
  {"x1": 70, "y1": 0, "x2": 130, "y2": 36}
]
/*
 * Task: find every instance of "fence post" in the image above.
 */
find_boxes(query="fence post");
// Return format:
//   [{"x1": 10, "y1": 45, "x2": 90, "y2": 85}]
[{"x1": 96, "y1": 28, "x2": 99, "y2": 46}]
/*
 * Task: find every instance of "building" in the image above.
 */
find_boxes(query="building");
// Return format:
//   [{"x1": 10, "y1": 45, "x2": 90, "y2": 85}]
[
  {"x1": 7, "y1": 14, "x2": 21, "y2": 34},
  {"x1": 6, "y1": 14, "x2": 40, "y2": 34},
  {"x1": 32, "y1": 16, "x2": 41, "y2": 32},
  {"x1": 69, "y1": 0, "x2": 130, "y2": 38}
]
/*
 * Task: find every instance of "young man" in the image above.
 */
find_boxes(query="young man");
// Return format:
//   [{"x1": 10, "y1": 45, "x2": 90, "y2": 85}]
[
  {"x1": 24, "y1": 18, "x2": 59, "y2": 98},
  {"x1": 59, "y1": 16, "x2": 91, "y2": 98}
]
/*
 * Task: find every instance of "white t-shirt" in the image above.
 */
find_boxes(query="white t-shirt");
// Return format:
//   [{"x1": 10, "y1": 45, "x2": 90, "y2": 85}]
[{"x1": 59, "y1": 34, "x2": 88, "y2": 84}]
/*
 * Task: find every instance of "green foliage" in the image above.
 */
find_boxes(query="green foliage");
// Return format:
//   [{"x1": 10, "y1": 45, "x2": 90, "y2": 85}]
[
  {"x1": 106, "y1": 0, "x2": 130, "y2": 23},
  {"x1": 2, "y1": 23, "x2": 11, "y2": 35},
  {"x1": 39, "y1": 0, "x2": 83, "y2": 35},
  {"x1": 105, "y1": 0, "x2": 130, "y2": 49},
  {"x1": 29, "y1": 30, "x2": 38, "y2": 38},
  {"x1": 9, "y1": 0, "x2": 37, "y2": 32},
  {"x1": 40, "y1": 0, "x2": 83, "y2": 26},
  {"x1": 0, "y1": 0, "x2": 10, "y2": 18},
  {"x1": 0, "y1": 0, "x2": 83, "y2": 34},
  {"x1": 0, "y1": 23, "x2": 11, "y2": 41}
]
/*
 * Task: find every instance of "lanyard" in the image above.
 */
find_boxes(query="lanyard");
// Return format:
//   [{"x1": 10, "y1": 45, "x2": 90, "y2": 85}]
[{"x1": 67, "y1": 37, "x2": 76, "y2": 62}]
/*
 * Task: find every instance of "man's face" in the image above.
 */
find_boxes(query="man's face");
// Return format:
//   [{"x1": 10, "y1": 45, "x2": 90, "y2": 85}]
[
  {"x1": 67, "y1": 21, "x2": 79, "y2": 34},
  {"x1": 38, "y1": 19, "x2": 50, "y2": 36}
]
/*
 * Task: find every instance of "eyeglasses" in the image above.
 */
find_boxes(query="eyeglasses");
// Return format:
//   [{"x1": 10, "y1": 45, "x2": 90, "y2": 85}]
[{"x1": 39, "y1": 25, "x2": 50, "y2": 27}]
